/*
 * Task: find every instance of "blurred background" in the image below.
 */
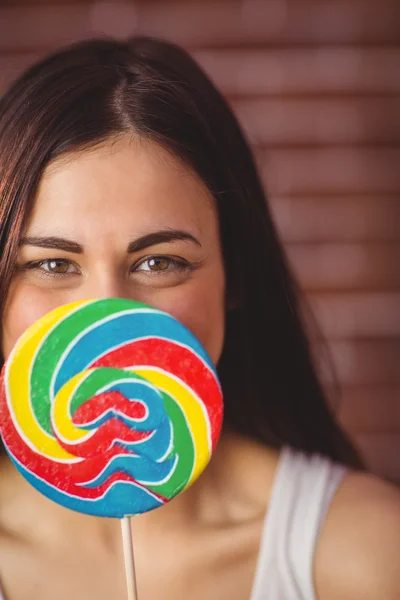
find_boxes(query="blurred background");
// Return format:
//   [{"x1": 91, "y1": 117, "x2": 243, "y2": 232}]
[{"x1": 0, "y1": 0, "x2": 399, "y2": 482}]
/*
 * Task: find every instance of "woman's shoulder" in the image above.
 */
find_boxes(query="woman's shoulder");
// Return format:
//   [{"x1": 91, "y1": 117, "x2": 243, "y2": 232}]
[{"x1": 314, "y1": 469, "x2": 400, "y2": 600}]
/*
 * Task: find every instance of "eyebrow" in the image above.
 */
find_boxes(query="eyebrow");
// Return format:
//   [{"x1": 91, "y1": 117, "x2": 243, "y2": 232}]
[
  {"x1": 127, "y1": 230, "x2": 201, "y2": 253},
  {"x1": 19, "y1": 229, "x2": 201, "y2": 254},
  {"x1": 20, "y1": 236, "x2": 83, "y2": 253}
]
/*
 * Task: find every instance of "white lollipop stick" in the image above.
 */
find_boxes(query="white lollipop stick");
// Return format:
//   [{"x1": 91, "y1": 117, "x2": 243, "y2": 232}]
[{"x1": 121, "y1": 517, "x2": 139, "y2": 600}]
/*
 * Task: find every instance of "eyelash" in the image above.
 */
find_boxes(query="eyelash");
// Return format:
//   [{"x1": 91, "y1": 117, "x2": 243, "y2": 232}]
[{"x1": 22, "y1": 256, "x2": 197, "y2": 278}]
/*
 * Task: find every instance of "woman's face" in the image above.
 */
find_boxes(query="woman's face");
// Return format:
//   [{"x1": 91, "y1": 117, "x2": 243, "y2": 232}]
[{"x1": 2, "y1": 136, "x2": 226, "y2": 365}]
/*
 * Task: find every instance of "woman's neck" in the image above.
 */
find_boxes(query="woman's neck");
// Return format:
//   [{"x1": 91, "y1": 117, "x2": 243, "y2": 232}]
[{"x1": 0, "y1": 429, "x2": 281, "y2": 552}]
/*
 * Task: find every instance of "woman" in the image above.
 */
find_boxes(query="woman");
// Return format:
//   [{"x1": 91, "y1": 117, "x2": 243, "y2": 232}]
[{"x1": 0, "y1": 37, "x2": 399, "y2": 600}]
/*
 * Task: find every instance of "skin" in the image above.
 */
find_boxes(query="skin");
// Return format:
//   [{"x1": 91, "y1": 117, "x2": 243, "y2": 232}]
[{"x1": 0, "y1": 136, "x2": 399, "y2": 599}]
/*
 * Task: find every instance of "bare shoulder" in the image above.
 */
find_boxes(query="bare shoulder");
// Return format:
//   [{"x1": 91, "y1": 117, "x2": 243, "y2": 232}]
[{"x1": 314, "y1": 470, "x2": 400, "y2": 600}]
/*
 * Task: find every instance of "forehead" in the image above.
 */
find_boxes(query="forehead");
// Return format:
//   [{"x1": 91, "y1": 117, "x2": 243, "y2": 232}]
[{"x1": 27, "y1": 136, "x2": 216, "y2": 236}]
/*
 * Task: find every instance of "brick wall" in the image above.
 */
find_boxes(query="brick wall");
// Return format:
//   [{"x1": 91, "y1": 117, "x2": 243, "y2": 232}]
[{"x1": 1, "y1": 0, "x2": 399, "y2": 481}]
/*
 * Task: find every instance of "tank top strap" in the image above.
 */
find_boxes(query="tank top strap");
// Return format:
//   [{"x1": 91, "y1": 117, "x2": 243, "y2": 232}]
[{"x1": 250, "y1": 446, "x2": 348, "y2": 600}]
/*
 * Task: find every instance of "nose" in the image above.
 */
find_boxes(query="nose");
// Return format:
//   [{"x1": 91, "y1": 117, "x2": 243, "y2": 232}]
[{"x1": 81, "y1": 271, "x2": 130, "y2": 302}]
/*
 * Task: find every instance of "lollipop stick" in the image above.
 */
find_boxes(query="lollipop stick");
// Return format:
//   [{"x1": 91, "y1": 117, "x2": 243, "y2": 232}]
[{"x1": 121, "y1": 517, "x2": 139, "y2": 600}]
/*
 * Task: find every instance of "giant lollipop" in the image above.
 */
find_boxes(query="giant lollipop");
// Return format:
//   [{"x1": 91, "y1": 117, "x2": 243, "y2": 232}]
[{"x1": 0, "y1": 297, "x2": 223, "y2": 518}]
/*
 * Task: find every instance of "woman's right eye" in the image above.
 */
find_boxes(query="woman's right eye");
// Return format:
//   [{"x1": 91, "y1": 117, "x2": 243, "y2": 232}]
[{"x1": 24, "y1": 259, "x2": 79, "y2": 277}]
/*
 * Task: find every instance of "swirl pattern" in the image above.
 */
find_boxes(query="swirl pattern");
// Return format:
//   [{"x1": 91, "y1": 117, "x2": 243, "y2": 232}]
[{"x1": 0, "y1": 299, "x2": 223, "y2": 517}]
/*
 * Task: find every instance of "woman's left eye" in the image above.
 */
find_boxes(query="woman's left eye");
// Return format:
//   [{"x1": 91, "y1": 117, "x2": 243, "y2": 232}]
[
  {"x1": 132, "y1": 256, "x2": 187, "y2": 274},
  {"x1": 23, "y1": 258, "x2": 79, "y2": 277}
]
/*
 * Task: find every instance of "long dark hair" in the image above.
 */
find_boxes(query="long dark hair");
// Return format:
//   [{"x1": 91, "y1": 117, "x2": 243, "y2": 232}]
[{"x1": 0, "y1": 37, "x2": 364, "y2": 468}]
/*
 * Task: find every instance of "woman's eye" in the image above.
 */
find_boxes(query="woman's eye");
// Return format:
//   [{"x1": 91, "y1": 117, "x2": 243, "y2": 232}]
[
  {"x1": 133, "y1": 256, "x2": 185, "y2": 273},
  {"x1": 44, "y1": 259, "x2": 73, "y2": 274},
  {"x1": 25, "y1": 259, "x2": 79, "y2": 276}
]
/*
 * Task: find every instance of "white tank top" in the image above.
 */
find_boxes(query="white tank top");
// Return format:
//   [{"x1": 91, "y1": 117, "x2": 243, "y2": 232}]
[
  {"x1": 0, "y1": 446, "x2": 347, "y2": 600},
  {"x1": 250, "y1": 445, "x2": 348, "y2": 599}
]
